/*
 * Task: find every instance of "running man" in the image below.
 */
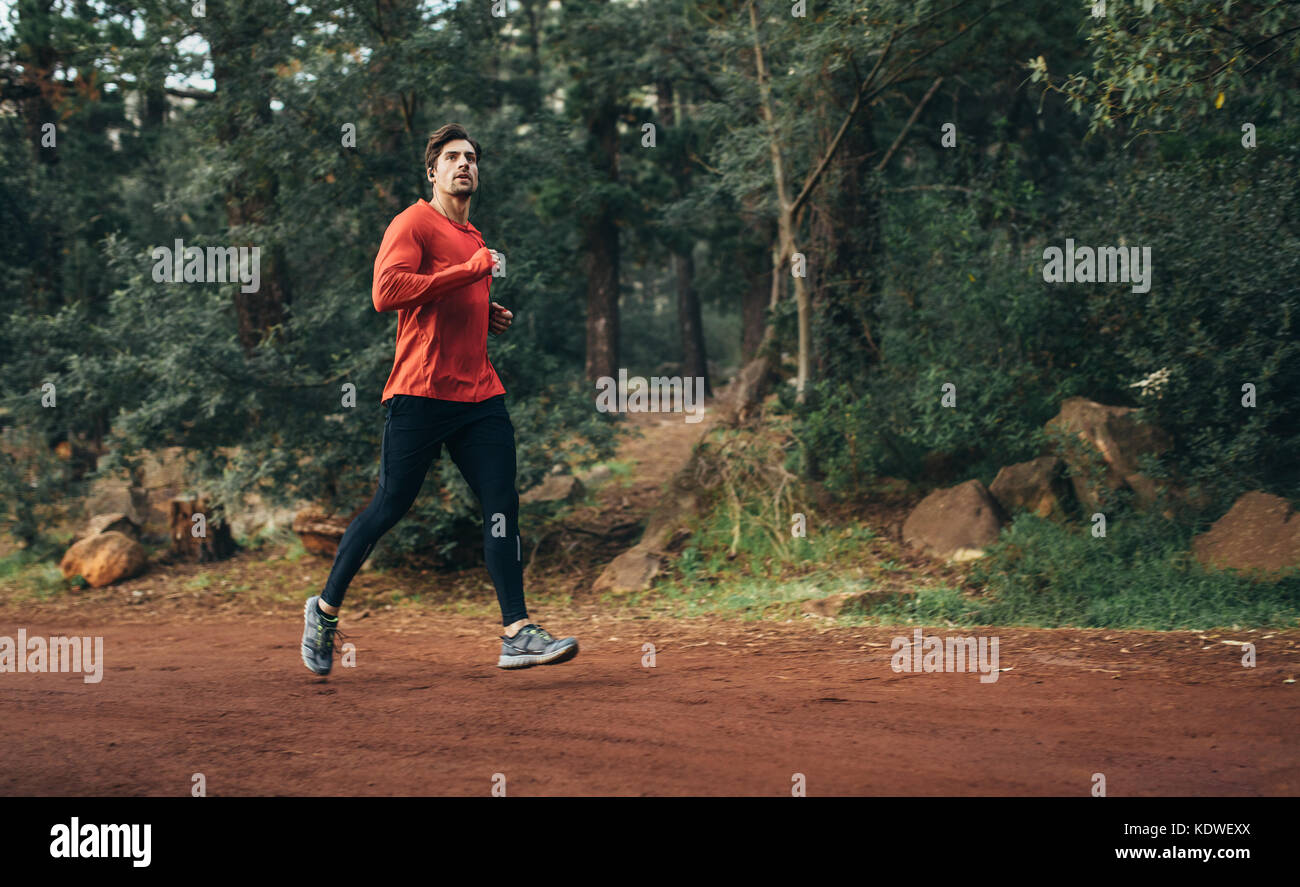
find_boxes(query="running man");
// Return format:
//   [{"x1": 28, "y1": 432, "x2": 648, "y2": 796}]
[{"x1": 301, "y1": 123, "x2": 578, "y2": 675}]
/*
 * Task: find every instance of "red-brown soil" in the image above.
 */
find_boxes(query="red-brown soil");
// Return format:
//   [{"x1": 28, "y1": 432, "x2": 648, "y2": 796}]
[{"x1": 2, "y1": 607, "x2": 1296, "y2": 796}]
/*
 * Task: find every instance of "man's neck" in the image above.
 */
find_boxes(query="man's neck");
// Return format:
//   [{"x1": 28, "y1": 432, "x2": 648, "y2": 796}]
[{"x1": 428, "y1": 195, "x2": 470, "y2": 226}]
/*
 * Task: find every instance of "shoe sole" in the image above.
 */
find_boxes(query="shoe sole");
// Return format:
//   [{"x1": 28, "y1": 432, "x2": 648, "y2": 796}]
[
  {"x1": 497, "y1": 640, "x2": 579, "y2": 670},
  {"x1": 301, "y1": 597, "x2": 333, "y2": 676}
]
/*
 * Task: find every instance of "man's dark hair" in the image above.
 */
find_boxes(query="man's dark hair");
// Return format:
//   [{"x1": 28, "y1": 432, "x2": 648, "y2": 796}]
[{"x1": 425, "y1": 123, "x2": 483, "y2": 178}]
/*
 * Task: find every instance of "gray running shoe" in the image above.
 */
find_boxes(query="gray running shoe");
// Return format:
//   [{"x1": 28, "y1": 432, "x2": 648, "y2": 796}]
[
  {"x1": 302, "y1": 595, "x2": 341, "y2": 675},
  {"x1": 497, "y1": 624, "x2": 579, "y2": 670}
]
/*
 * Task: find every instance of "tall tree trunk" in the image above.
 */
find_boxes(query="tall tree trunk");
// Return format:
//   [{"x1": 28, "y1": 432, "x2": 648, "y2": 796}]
[
  {"x1": 674, "y1": 248, "x2": 712, "y2": 396},
  {"x1": 740, "y1": 255, "x2": 771, "y2": 362},
  {"x1": 15, "y1": 0, "x2": 63, "y2": 312},
  {"x1": 521, "y1": 0, "x2": 543, "y2": 79},
  {"x1": 815, "y1": 102, "x2": 883, "y2": 382},
  {"x1": 363, "y1": 0, "x2": 423, "y2": 210},
  {"x1": 747, "y1": 0, "x2": 810, "y2": 403},
  {"x1": 658, "y1": 79, "x2": 711, "y2": 396},
  {"x1": 583, "y1": 97, "x2": 620, "y2": 383}
]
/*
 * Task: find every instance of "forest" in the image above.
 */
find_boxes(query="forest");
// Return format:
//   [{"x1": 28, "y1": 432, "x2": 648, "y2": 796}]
[{"x1": 2, "y1": 0, "x2": 1298, "y2": 629}]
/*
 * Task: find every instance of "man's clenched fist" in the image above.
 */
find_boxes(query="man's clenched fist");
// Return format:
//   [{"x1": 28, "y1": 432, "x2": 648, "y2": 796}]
[{"x1": 489, "y1": 301, "x2": 513, "y2": 335}]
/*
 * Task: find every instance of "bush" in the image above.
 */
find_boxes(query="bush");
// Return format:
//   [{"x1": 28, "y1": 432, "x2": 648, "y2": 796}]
[
  {"x1": 789, "y1": 144, "x2": 1300, "y2": 511},
  {"x1": 967, "y1": 511, "x2": 1300, "y2": 629}
]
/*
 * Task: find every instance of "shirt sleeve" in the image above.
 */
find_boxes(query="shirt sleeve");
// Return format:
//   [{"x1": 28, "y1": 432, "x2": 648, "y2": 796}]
[{"x1": 372, "y1": 214, "x2": 489, "y2": 312}]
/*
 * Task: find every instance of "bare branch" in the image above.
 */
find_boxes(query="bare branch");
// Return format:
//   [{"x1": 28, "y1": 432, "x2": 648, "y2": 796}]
[{"x1": 875, "y1": 76, "x2": 944, "y2": 173}]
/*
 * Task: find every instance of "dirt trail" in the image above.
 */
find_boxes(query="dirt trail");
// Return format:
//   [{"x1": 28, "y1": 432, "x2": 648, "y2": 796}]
[
  {"x1": 4, "y1": 391, "x2": 1298, "y2": 795},
  {"x1": 1, "y1": 610, "x2": 1296, "y2": 796}
]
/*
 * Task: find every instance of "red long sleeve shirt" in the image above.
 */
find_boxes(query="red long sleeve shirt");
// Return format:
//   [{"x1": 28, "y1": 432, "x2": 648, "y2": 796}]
[{"x1": 373, "y1": 200, "x2": 506, "y2": 404}]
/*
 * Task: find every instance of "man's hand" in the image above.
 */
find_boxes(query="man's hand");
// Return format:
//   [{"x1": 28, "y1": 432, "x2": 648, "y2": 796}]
[
  {"x1": 489, "y1": 301, "x2": 513, "y2": 335},
  {"x1": 470, "y1": 246, "x2": 504, "y2": 280}
]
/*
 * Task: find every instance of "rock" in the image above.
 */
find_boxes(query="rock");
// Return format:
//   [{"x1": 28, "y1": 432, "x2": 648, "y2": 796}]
[
  {"x1": 84, "y1": 476, "x2": 150, "y2": 529},
  {"x1": 84, "y1": 446, "x2": 191, "y2": 540},
  {"x1": 1192, "y1": 492, "x2": 1300, "y2": 575},
  {"x1": 76, "y1": 512, "x2": 142, "y2": 543},
  {"x1": 520, "y1": 474, "x2": 585, "y2": 505},
  {"x1": 292, "y1": 505, "x2": 362, "y2": 557},
  {"x1": 138, "y1": 446, "x2": 188, "y2": 489},
  {"x1": 902, "y1": 479, "x2": 1004, "y2": 562},
  {"x1": 594, "y1": 442, "x2": 711, "y2": 594},
  {"x1": 141, "y1": 488, "x2": 185, "y2": 538},
  {"x1": 989, "y1": 456, "x2": 1070, "y2": 519},
  {"x1": 1045, "y1": 397, "x2": 1171, "y2": 510},
  {"x1": 228, "y1": 493, "x2": 308, "y2": 541},
  {"x1": 576, "y1": 464, "x2": 612, "y2": 487},
  {"x1": 596, "y1": 548, "x2": 664, "y2": 594},
  {"x1": 59, "y1": 531, "x2": 147, "y2": 587}
]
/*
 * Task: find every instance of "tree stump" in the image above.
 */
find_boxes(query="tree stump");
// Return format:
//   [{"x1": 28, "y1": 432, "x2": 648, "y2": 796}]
[{"x1": 169, "y1": 496, "x2": 238, "y2": 562}]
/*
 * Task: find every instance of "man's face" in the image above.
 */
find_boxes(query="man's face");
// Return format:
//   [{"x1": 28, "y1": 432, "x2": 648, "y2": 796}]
[{"x1": 430, "y1": 139, "x2": 478, "y2": 196}]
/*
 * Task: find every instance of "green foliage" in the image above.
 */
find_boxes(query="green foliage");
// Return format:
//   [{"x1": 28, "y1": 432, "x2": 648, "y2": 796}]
[
  {"x1": 788, "y1": 168, "x2": 1109, "y2": 490},
  {"x1": 1073, "y1": 146, "x2": 1300, "y2": 508},
  {"x1": 0, "y1": 0, "x2": 626, "y2": 570},
  {"x1": 0, "y1": 425, "x2": 83, "y2": 556},
  {"x1": 856, "y1": 586, "x2": 983, "y2": 625},
  {"x1": 789, "y1": 141, "x2": 1299, "y2": 508},
  {"x1": 965, "y1": 511, "x2": 1300, "y2": 629},
  {"x1": 1032, "y1": 0, "x2": 1300, "y2": 136}
]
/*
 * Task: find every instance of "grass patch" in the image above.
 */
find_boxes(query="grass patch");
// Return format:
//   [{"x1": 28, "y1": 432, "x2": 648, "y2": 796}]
[
  {"x1": 850, "y1": 586, "x2": 984, "y2": 625},
  {"x1": 0, "y1": 549, "x2": 74, "y2": 600},
  {"x1": 963, "y1": 512, "x2": 1300, "y2": 629},
  {"x1": 638, "y1": 417, "x2": 1300, "y2": 630},
  {"x1": 646, "y1": 572, "x2": 877, "y2": 620},
  {"x1": 635, "y1": 423, "x2": 951, "y2": 621}
]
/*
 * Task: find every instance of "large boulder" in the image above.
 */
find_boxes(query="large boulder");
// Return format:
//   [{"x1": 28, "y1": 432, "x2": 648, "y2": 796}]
[
  {"x1": 227, "y1": 492, "x2": 306, "y2": 541},
  {"x1": 138, "y1": 446, "x2": 188, "y2": 489},
  {"x1": 292, "y1": 505, "x2": 364, "y2": 557},
  {"x1": 59, "y1": 531, "x2": 147, "y2": 587},
  {"x1": 903, "y1": 479, "x2": 1005, "y2": 562},
  {"x1": 520, "y1": 473, "x2": 585, "y2": 506},
  {"x1": 84, "y1": 476, "x2": 150, "y2": 529},
  {"x1": 83, "y1": 446, "x2": 192, "y2": 540},
  {"x1": 576, "y1": 464, "x2": 613, "y2": 487},
  {"x1": 1192, "y1": 492, "x2": 1300, "y2": 575},
  {"x1": 989, "y1": 456, "x2": 1070, "y2": 520},
  {"x1": 593, "y1": 446, "x2": 708, "y2": 594},
  {"x1": 1045, "y1": 397, "x2": 1171, "y2": 510},
  {"x1": 72, "y1": 512, "x2": 142, "y2": 544}
]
